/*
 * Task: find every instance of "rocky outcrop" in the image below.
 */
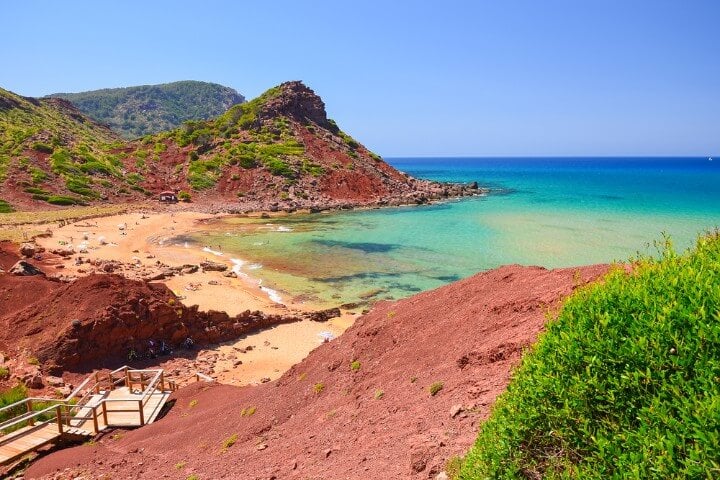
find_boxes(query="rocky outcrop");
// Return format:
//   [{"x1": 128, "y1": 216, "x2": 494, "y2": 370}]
[
  {"x1": 9, "y1": 260, "x2": 45, "y2": 276},
  {"x1": 200, "y1": 260, "x2": 228, "y2": 272},
  {"x1": 0, "y1": 272, "x2": 302, "y2": 373},
  {"x1": 258, "y1": 81, "x2": 333, "y2": 129}
]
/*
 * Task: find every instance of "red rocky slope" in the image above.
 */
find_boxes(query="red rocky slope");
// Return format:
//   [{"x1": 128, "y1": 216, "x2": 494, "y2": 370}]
[{"x1": 28, "y1": 263, "x2": 609, "y2": 479}]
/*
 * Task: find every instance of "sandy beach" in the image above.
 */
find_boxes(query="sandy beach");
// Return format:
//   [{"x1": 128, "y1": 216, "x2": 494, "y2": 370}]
[{"x1": 32, "y1": 209, "x2": 357, "y2": 385}]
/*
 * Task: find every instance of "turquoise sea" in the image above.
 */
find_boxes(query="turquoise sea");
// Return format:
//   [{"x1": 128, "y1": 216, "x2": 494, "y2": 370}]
[{"x1": 179, "y1": 157, "x2": 720, "y2": 307}]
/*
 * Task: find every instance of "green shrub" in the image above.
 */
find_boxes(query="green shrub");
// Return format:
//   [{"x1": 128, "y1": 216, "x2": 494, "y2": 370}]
[
  {"x1": 0, "y1": 199, "x2": 13, "y2": 213},
  {"x1": 313, "y1": 382, "x2": 325, "y2": 394},
  {"x1": 429, "y1": 382, "x2": 443, "y2": 396},
  {"x1": 221, "y1": 433, "x2": 238, "y2": 450},
  {"x1": 240, "y1": 406, "x2": 256, "y2": 417},
  {"x1": 31, "y1": 142, "x2": 54, "y2": 154},
  {"x1": 350, "y1": 360, "x2": 361, "y2": 371},
  {"x1": 460, "y1": 234, "x2": 720, "y2": 479},
  {"x1": 178, "y1": 191, "x2": 191, "y2": 202},
  {"x1": 30, "y1": 167, "x2": 48, "y2": 184},
  {"x1": 47, "y1": 195, "x2": 85, "y2": 206},
  {"x1": 0, "y1": 366, "x2": 9, "y2": 379}
]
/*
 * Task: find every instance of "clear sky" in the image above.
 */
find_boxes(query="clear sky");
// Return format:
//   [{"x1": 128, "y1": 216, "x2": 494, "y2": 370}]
[{"x1": 1, "y1": 1, "x2": 718, "y2": 156}]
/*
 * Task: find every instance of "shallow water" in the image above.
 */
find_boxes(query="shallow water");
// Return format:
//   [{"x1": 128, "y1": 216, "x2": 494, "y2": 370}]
[{"x1": 176, "y1": 157, "x2": 720, "y2": 307}]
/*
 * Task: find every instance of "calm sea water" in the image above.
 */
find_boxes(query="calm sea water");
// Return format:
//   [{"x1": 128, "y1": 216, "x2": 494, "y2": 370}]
[{"x1": 180, "y1": 157, "x2": 720, "y2": 307}]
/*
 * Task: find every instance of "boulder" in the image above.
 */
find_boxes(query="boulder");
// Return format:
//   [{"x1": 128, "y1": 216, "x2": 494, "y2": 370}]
[
  {"x1": 200, "y1": 260, "x2": 228, "y2": 272},
  {"x1": 23, "y1": 372, "x2": 44, "y2": 389},
  {"x1": 181, "y1": 264, "x2": 199, "y2": 274},
  {"x1": 9, "y1": 260, "x2": 45, "y2": 276},
  {"x1": 45, "y1": 375, "x2": 65, "y2": 387},
  {"x1": 51, "y1": 247, "x2": 75, "y2": 257},
  {"x1": 20, "y1": 243, "x2": 36, "y2": 257},
  {"x1": 304, "y1": 307, "x2": 342, "y2": 322}
]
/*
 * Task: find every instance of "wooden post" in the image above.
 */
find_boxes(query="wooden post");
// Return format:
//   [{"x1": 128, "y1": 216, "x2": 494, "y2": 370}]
[
  {"x1": 102, "y1": 401, "x2": 108, "y2": 426},
  {"x1": 138, "y1": 400, "x2": 144, "y2": 426},
  {"x1": 26, "y1": 399, "x2": 34, "y2": 426},
  {"x1": 55, "y1": 405, "x2": 63, "y2": 434},
  {"x1": 160, "y1": 371, "x2": 165, "y2": 392},
  {"x1": 92, "y1": 406, "x2": 99, "y2": 434},
  {"x1": 125, "y1": 369, "x2": 130, "y2": 388},
  {"x1": 108, "y1": 373, "x2": 114, "y2": 391}
]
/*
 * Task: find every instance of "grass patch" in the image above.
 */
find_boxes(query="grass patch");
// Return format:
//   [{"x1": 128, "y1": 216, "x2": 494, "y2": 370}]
[
  {"x1": 350, "y1": 360, "x2": 361, "y2": 372},
  {"x1": 429, "y1": 382, "x2": 443, "y2": 396},
  {"x1": 221, "y1": 433, "x2": 238, "y2": 450},
  {"x1": 188, "y1": 399, "x2": 198, "y2": 408},
  {"x1": 240, "y1": 406, "x2": 256, "y2": 417},
  {"x1": 0, "y1": 199, "x2": 14, "y2": 213},
  {"x1": 460, "y1": 233, "x2": 720, "y2": 479},
  {"x1": 313, "y1": 382, "x2": 325, "y2": 394}
]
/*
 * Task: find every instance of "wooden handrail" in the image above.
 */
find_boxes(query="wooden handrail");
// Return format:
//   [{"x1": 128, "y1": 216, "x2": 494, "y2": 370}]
[{"x1": 0, "y1": 405, "x2": 60, "y2": 433}]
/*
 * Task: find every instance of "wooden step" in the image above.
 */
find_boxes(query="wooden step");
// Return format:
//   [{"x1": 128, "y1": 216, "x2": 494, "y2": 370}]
[{"x1": 62, "y1": 427, "x2": 92, "y2": 437}]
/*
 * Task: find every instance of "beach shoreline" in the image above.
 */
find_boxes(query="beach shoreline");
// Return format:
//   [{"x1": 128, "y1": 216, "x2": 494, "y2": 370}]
[{"x1": 28, "y1": 208, "x2": 357, "y2": 385}]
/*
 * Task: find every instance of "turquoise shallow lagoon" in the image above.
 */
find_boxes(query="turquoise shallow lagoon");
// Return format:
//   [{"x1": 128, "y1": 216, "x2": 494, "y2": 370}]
[{"x1": 178, "y1": 157, "x2": 720, "y2": 307}]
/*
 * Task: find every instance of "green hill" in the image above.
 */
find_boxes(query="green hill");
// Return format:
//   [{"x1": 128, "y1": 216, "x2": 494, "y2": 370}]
[
  {"x1": 459, "y1": 233, "x2": 720, "y2": 479},
  {"x1": 47, "y1": 80, "x2": 245, "y2": 139},
  {"x1": 1, "y1": 81, "x2": 432, "y2": 211},
  {"x1": 0, "y1": 87, "x2": 128, "y2": 207}
]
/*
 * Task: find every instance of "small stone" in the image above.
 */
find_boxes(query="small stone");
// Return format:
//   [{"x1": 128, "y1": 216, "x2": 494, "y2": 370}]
[
  {"x1": 256, "y1": 443, "x2": 268, "y2": 450},
  {"x1": 45, "y1": 375, "x2": 65, "y2": 387},
  {"x1": 260, "y1": 377, "x2": 271, "y2": 383},
  {"x1": 435, "y1": 472, "x2": 449, "y2": 480},
  {"x1": 450, "y1": 404, "x2": 464, "y2": 418},
  {"x1": 324, "y1": 449, "x2": 332, "y2": 458}
]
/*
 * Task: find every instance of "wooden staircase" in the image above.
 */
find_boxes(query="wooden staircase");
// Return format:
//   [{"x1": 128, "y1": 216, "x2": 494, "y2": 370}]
[{"x1": 0, "y1": 366, "x2": 197, "y2": 466}]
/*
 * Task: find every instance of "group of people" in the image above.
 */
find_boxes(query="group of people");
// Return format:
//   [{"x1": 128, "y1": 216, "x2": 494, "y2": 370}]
[{"x1": 127, "y1": 337, "x2": 194, "y2": 361}]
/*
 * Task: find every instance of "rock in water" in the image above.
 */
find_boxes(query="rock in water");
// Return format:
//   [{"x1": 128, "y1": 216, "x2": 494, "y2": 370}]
[{"x1": 9, "y1": 260, "x2": 45, "y2": 276}]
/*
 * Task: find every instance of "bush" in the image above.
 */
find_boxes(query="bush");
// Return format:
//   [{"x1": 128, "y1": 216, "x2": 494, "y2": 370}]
[
  {"x1": 350, "y1": 360, "x2": 361, "y2": 371},
  {"x1": 47, "y1": 195, "x2": 85, "y2": 206},
  {"x1": 313, "y1": 382, "x2": 325, "y2": 394},
  {"x1": 429, "y1": 382, "x2": 443, "y2": 396},
  {"x1": 0, "y1": 199, "x2": 15, "y2": 213},
  {"x1": 32, "y1": 142, "x2": 54, "y2": 154},
  {"x1": 0, "y1": 366, "x2": 9, "y2": 379},
  {"x1": 460, "y1": 234, "x2": 720, "y2": 479},
  {"x1": 178, "y1": 191, "x2": 191, "y2": 202}
]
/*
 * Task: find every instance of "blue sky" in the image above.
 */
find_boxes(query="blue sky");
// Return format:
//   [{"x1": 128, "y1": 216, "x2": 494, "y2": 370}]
[{"x1": 1, "y1": 1, "x2": 718, "y2": 156}]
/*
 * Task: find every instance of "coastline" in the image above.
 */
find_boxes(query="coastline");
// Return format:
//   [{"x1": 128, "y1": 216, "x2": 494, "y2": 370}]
[{"x1": 28, "y1": 209, "x2": 356, "y2": 385}]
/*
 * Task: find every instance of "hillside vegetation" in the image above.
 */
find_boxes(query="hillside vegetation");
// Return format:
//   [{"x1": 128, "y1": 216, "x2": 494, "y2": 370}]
[
  {"x1": 0, "y1": 87, "x2": 127, "y2": 208},
  {"x1": 47, "y1": 80, "x2": 244, "y2": 139},
  {"x1": 2, "y1": 81, "x2": 441, "y2": 212},
  {"x1": 460, "y1": 233, "x2": 720, "y2": 479}
]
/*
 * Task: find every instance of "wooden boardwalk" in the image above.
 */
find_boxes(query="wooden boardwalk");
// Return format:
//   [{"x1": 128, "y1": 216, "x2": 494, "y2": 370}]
[{"x1": 0, "y1": 366, "x2": 185, "y2": 466}]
